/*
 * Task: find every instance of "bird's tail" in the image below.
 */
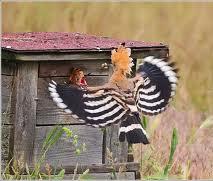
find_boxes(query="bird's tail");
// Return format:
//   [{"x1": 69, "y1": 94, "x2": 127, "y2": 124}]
[{"x1": 119, "y1": 113, "x2": 149, "y2": 144}]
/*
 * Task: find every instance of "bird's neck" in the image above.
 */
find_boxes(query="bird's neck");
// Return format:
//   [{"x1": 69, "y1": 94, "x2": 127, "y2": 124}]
[{"x1": 109, "y1": 68, "x2": 128, "y2": 85}]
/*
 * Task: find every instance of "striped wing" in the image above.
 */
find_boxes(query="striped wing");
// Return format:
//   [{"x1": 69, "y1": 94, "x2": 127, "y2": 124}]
[
  {"x1": 135, "y1": 56, "x2": 178, "y2": 115},
  {"x1": 48, "y1": 81, "x2": 130, "y2": 128}
]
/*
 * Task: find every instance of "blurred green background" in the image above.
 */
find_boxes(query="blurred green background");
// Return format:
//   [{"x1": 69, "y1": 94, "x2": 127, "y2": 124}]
[{"x1": 2, "y1": 2, "x2": 213, "y2": 114}]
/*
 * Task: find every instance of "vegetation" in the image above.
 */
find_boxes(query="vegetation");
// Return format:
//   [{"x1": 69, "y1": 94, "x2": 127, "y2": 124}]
[
  {"x1": 134, "y1": 111, "x2": 213, "y2": 179},
  {"x1": 2, "y1": 126, "x2": 86, "y2": 180},
  {"x1": 2, "y1": 2, "x2": 213, "y2": 179},
  {"x1": 140, "y1": 128, "x2": 179, "y2": 180}
]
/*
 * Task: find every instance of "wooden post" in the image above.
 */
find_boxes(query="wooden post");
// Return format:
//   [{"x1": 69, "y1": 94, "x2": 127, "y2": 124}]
[
  {"x1": 13, "y1": 62, "x2": 38, "y2": 166},
  {"x1": 104, "y1": 125, "x2": 128, "y2": 163},
  {"x1": 103, "y1": 65, "x2": 128, "y2": 163}
]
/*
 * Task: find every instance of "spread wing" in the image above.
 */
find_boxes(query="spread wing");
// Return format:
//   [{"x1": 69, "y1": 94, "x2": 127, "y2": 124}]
[
  {"x1": 134, "y1": 56, "x2": 178, "y2": 115},
  {"x1": 48, "y1": 81, "x2": 130, "y2": 128}
]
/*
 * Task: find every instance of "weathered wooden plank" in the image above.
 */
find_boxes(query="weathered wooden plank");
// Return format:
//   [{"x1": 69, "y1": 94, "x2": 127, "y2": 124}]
[
  {"x1": 64, "y1": 172, "x2": 135, "y2": 180},
  {"x1": 31, "y1": 162, "x2": 140, "y2": 174},
  {"x1": 14, "y1": 52, "x2": 111, "y2": 61},
  {"x1": 1, "y1": 125, "x2": 13, "y2": 171},
  {"x1": 36, "y1": 76, "x2": 109, "y2": 125},
  {"x1": 2, "y1": 75, "x2": 15, "y2": 113},
  {"x1": 2, "y1": 47, "x2": 168, "y2": 61},
  {"x1": 13, "y1": 62, "x2": 38, "y2": 165},
  {"x1": 134, "y1": 48, "x2": 169, "y2": 59},
  {"x1": 1, "y1": 61, "x2": 17, "y2": 76},
  {"x1": 2, "y1": 113, "x2": 14, "y2": 126},
  {"x1": 1, "y1": 51, "x2": 17, "y2": 61},
  {"x1": 39, "y1": 60, "x2": 111, "y2": 77},
  {"x1": 104, "y1": 125, "x2": 128, "y2": 164},
  {"x1": 33, "y1": 125, "x2": 103, "y2": 166},
  {"x1": 1, "y1": 75, "x2": 16, "y2": 125},
  {"x1": 20, "y1": 172, "x2": 135, "y2": 180}
]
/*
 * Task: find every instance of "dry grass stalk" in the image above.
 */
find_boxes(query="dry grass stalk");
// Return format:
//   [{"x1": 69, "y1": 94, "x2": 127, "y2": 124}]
[{"x1": 134, "y1": 107, "x2": 213, "y2": 179}]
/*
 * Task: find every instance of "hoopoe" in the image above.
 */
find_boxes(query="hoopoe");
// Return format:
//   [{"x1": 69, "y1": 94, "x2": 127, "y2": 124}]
[{"x1": 48, "y1": 43, "x2": 178, "y2": 144}]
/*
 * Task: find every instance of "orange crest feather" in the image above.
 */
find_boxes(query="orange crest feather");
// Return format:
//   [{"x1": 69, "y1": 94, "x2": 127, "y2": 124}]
[{"x1": 111, "y1": 44, "x2": 132, "y2": 74}]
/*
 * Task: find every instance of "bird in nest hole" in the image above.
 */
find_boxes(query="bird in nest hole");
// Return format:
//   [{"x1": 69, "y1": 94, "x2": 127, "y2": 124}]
[
  {"x1": 68, "y1": 67, "x2": 88, "y2": 89},
  {"x1": 48, "y1": 43, "x2": 179, "y2": 144}
]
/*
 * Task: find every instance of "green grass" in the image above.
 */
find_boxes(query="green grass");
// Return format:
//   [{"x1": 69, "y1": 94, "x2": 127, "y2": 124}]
[{"x1": 163, "y1": 128, "x2": 178, "y2": 177}]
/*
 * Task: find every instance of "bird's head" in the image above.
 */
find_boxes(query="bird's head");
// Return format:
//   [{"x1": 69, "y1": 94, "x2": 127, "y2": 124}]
[
  {"x1": 69, "y1": 68, "x2": 87, "y2": 87},
  {"x1": 111, "y1": 43, "x2": 134, "y2": 75}
]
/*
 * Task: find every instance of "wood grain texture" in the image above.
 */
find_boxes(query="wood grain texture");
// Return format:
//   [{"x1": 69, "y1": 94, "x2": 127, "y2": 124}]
[
  {"x1": 104, "y1": 125, "x2": 128, "y2": 163},
  {"x1": 1, "y1": 61, "x2": 17, "y2": 76},
  {"x1": 13, "y1": 62, "x2": 38, "y2": 165},
  {"x1": 1, "y1": 125, "x2": 13, "y2": 170},
  {"x1": 39, "y1": 60, "x2": 111, "y2": 77},
  {"x1": 30, "y1": 162, "x2": 140, "y2": 174},
  {"x1": 33, "y1": 125, "x2": 103, "y2": 166},
  {"x1": 1, "y1": 75, "x2": 16, "y2": 125},
  {"x1": 64, "y1": 172, "x2": 135, "y2": 180},
  {"x1": 135, "y1": 48, "x2": 169, "y2": 59},
  {"x1": 37, "y1": 76, "x2": 109, "y2": 125},
  {"x1": 14, "y1": 52, "x2": 111, "y2": 61}
]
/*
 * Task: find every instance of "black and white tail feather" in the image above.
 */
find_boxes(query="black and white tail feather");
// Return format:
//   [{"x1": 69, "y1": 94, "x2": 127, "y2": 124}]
[
  {"x1": 119, "y1": 112, "x2": 149, "y2": 144},
  {"x1": 48, "y1": 56, "x2": 178, "y2": 144}
]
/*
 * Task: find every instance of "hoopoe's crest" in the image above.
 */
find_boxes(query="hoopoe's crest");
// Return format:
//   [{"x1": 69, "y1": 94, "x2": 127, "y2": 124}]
[{"x1": 111, "y1": 43, "x2": 134, "y2": 75}]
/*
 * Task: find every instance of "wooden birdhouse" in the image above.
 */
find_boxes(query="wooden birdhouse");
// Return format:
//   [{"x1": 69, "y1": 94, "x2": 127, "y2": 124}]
[{"x1": 1, "y1": 32, "x2": 169, "y2": 179}]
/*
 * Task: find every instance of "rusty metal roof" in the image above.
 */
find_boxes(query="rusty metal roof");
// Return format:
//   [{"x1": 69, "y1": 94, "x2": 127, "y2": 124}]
[{"x1": 1, "y1": 32, "x2": 166, "y2": 53}]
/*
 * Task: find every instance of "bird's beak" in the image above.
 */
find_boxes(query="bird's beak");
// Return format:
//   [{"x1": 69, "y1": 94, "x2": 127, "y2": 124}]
[{"x1": 80, "y1": 76, "x2": 87, "y2": 86}]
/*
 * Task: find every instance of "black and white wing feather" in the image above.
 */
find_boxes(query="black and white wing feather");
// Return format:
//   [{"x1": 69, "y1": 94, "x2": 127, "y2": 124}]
[
  {"x1": 135, "y1": 56, "x2": 178, "y2": 115},
  {"x1": 48, "y1": 81, "x2": 130, "y2": 128}
]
